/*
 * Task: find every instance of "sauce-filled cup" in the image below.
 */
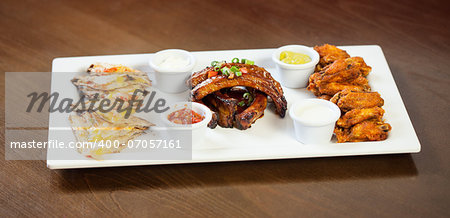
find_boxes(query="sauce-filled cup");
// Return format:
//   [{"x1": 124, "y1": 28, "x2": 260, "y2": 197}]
[
  {"x1": 160, "y1": 102, "x2": 212, "y2": 148},
  {"x1": 289, "y1": 99, "x2": 341, "y2": 144},
  {"x1": 149, "y1": 49, "x2": 196, "y2": 93},
  {"x1": 272, "y1": 45, "x2": 319, "y2": 88}
]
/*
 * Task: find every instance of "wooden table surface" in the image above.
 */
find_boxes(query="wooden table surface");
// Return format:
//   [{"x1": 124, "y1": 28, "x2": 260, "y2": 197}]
[{"x1": 1, "y1": 0, "x2": 449, "y2": 217}]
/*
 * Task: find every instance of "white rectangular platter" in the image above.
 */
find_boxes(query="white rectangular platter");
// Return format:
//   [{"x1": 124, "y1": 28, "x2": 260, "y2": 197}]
[{"x1": 47, "y1": 45, "x2": 421, "y2": 169}]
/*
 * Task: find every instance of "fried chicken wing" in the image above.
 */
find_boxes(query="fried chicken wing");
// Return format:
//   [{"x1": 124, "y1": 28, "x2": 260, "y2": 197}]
[
  {"x1": 336, "y1": 107, "x2": 385, "y2": 128},
  {"x1": 317, "y1": 79, "x2": 370, "y2": 96},
  {"x1": 307, "y1": 72, "x2": 322, "y2": 96},
  {"x1": 320, "y1": 57, "x2": 372, "y2": 80},
  {"x1": 308, "y1": 74, "x2": 371, "y2": 97},
  {"x1": 317, "y1": 67, "x2": 360, "y2": 84},
  {"x1": 330, "y1": 90, "x2": 384, "y2": 112},
  {"x1": 352, "y1": 75, "x2": 370, "y2": 87},
  {"x1": 342, "y1": 57, "x2": 372, "y2": 77},
  {"x1": 334, "y1": 120, "x2": 392, "y2": 143},
  {"x1": 314, "y1": 44, "x2": 350, "y2": 70},
  {"x1": 307, "y1": 57, "x2": 372, "y2": 97}
]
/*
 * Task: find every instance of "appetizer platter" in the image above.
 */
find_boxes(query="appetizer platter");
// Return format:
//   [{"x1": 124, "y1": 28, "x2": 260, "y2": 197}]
[{"x1": 47, "y1": 45, "x2": 421, "y2": 169}]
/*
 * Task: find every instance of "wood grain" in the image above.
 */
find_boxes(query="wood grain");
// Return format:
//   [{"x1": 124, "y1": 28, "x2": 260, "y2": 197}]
[{"x1": 1, "y1": 0, "x2": 449, "y2": 217}]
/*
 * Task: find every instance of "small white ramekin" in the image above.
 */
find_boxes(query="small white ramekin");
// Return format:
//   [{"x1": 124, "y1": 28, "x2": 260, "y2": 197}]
[
  {"x1": 289, "y1": 99, "x2": 341, "y2": 144},
  {"x1": 149, "y1": 49, "x2": 196, "y2": 93},
  {"x1": 272, "y1": 45, "x2": 320, "y2": 88},
  {"x1": 160, "y1": 102, "x2": 212, "y2": 147}
]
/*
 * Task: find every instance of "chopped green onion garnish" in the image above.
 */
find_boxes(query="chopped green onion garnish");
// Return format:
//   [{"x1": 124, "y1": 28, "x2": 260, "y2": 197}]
[
  {"x1": 243, "y1": 92, "x2": 251, "y2": 99},
  {"x1": 240, "y1": 59, "x2": 246, "y2": 64},
  {"x1": 235, "y1": 71, "x2": 242, "y2": 77},
  {"x1": 237, "y1": 101, "x2": 245, "y2": 107},
  {"x1": 245, "y1": 59, "x2": 255, "y2": 65},
  {"x1": 230, "y1": 66, "x2": 240, "y2": 73},
  {"x1": 243, "y1": 92, "x2": 253, "y2": 104},
  {"x1": 214, "y1": 66, "x2": 220, "y2": 71},
  {"x1": 221, "y1": 67, "x2": 230, "y2": 76},
  {"x1": 232, "y1": 58, "x2": 240, "y2": 63},
  {"x1": 211, "y1": 61, "x2": 219, "y2": 67}
]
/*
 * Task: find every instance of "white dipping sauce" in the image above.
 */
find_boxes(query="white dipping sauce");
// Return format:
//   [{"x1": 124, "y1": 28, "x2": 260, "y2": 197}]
[
  {"x1": 294, "y1": 103, "x2": 335, "y2": 124},
  {"x1": 157, "y1": 55, "x2": 190, "y2": 69},
  {"x1": 289, "y1": 99, "x2": 340, "y2": 144}
]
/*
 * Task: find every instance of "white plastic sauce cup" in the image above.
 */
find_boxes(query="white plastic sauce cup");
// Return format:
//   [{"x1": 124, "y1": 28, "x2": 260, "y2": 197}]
[
  {"x1": 160, "y1": 102, "x2": 212, "y2": 148},
  {"x1": 272, "y1": 45, "x2": 319, "y2": 88},
  {"x1": 289, "y1": 99, "x2": 341, "y2": 144},
  {"x1": 149, "y1": 49, "x2": 196, "y2": 93}
]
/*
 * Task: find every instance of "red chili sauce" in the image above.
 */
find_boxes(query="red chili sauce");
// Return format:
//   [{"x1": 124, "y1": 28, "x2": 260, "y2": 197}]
[{"x1": 167, "y1": 108, "x2": 204, "y2": 124}]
